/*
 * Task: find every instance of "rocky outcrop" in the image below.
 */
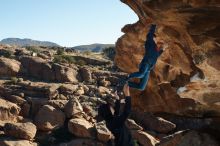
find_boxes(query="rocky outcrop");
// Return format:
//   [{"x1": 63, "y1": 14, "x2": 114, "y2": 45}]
[
  {"x1": 68, "y1": 118, "x2": 93, "y2": 138},
  {"x1": 4, "y1": 122, "x2": 37, "y2": 140},
  {"x1": 20, "y1": 56, "x2": 55, "y2": 81},
  {"x1": 59, "y1": 139, "x2": 104, "y2": 146},
  {"x1": 131, "y1": 130, "x2": 159, "y2": 146},
  {"x1": 95, "y1": 122, "x2": 113, "y2": 142},
  {"x1": 0, "y1": 140, "x2": 37, "y2": 146},
  {"x1": 159, "y1": 130, "x2": 219, "y2": 146},
  {"x1": 20, "y1": 56, "x2": 79, "y2": 82},
  {"x1": 126, "y1": 119, "x2": 143, "y2": 131},
  {"x1": 64, "y1": 97, "x2": 84, "y2": 118},
  {"x1": 34, "y1": 105, "x2": 65, "y2": 131},
  {"x1": 0, "y1": 98, "x2": 21, "y2": 121},
  {"x1": 115, "y1": 0, "x2": 220, "y2": 115},
  {"x1": 0, "y1": 57, "x2": 21, "y2": 78},
  {"x1": 79, "y1": 67, "x2": 92, "y2": 82},
  {"x1": 52, "y1": 63, "x2": 78, "y2": 83},
  {"x1": 132, "y1": 112, "x2": 176, "y2": 133}
]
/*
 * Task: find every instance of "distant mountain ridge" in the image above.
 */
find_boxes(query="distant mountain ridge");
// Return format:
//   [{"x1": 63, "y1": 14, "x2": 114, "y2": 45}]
[
  {"x1": 0, "y1": 38, "x2": 60, "y2": 47},
  {"x1": 0, "y1": 38, "x2": 115, "y2": 52},
  {"x1": 71, "y1": 43, "x2": 115, "y2": 52}
]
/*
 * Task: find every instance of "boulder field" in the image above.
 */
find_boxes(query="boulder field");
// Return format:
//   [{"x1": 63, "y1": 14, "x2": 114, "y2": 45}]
[{"x1": 0, "y1": 0, "x2": 219, "y2": 145}]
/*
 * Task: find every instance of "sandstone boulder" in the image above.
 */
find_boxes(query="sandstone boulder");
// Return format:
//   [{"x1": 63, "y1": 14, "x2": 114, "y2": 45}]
[
  {"x1": 58, "y1": 84, "x2": 78, "y2": 95},
  {"x1": 96, "y1": 122, "x2": 113, "y2": 142},
  {"x1": 20, "y1": 103, "x2": 31, "y2": 118},
  {"x1": 48, "y1": 100, "x2": 68, "y2": 110},
  {"x1": 34, "y1": 105, "x2": 65, "y2": 131},
  {"x1": 68, "y1": 118, "x2": 93, "y2": 138},
  {"x1": 20, "y1": 56, "x2": 79, "y2": 83},
  {"x1": 0, "y1": 140, "x2": 37, "y2": 146},
  {"x1": 79, "y1": 67, "x2": 92, "y2": 82},
  {"x1": 126, "y1": 119, "x2": 143, "y2": 131},
  {"x1": 20, "y1": 56, "x2": 55, "y2": 81},
  {"x1": 75, "y1": 86, "x2": 85, "y2": 96},
  {"x1": 59, "y1": 139, "x2": 104, "y2": 146},
  {"x1": 179, "y1": 80, "x2": 220, "y2": 116},
  {"x1": 131, "y1": 130, "x2": 159, "y2": 146},
  {"x1": 26, "y1": 97, "x2": 48, "y2": 116},
  {"x1": 0, "y1": 98, "x2": 21, "y2": 121},
  {"x1": 4, "y1": 122, "x2": 37, "y2": 140},
  {"x1": 64, "y1": 97, "x2": 83, "y2": 118},
  {"x1": 52, "y1": 63, "x2": 79, "y2": 83},
  {"x1": 132, "y1": 112, "x2": 176, "y2": 133},
  {"x1": 0, "y1": 57, "x2": 21, "y2": 77},
  {"x1": 159, "y1": 130, "x2": 219, "y2": 146},
  {"x1": 5, "y1": 95, "x2": 26, "y2": 105}
]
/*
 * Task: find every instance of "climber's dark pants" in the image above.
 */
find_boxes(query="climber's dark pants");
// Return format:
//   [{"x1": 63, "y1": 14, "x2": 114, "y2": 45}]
[{"x1": 128, "y1": 62, "x2": 153, "y2": 91}]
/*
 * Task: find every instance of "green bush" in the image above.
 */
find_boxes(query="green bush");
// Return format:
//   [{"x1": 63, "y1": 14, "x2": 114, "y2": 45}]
[
  {"x1": 56, "y1": 48, "x2": 65, "y2": 55},
  {"x1": 26, "y1": 46, "x2": 40, "y2": 53},
  {"x1": 83, "y1": 50, "x2": 92, "y2": 56},
  {"x1": 53, "y1": 55, "x2": 76, "y2": 64},
  {"x1": 53, "y1": 55, "x2": 88, "y2": 66},
  {"x1": 76, "y1": 59, "x2": 87, "y2": 66},
  {"x1": 0, "y1": 49, "x2": 13, "y2": 58}
]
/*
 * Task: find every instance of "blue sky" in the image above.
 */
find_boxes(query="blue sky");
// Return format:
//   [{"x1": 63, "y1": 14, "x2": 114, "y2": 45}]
[{"x1": 0, "y1": 0, "x2": 138, "y2": 46}]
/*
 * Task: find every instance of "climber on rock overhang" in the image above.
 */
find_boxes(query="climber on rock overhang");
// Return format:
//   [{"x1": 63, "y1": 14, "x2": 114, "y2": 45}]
[{"x1": 127, "y1": 24, "x2": 168, "y2": 91}]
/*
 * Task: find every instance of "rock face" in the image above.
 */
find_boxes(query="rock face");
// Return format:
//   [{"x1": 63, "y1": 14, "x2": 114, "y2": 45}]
[
  {"x1": 96, "y1": 122, "x2": 113, "y2": 142},
  {"x1": 131, "y1": 130, "x2": 159, "y2": 146},
  {"x1": 0, "y1": 98, "x2": 21, "y2": 121},
  {"x1": 20, "y1": 56, "x2": 55, "y2": 81},
  {"x1": 4, "y1": 122, "x2": 37, "y2": 140},
  {"x1": 20, "y1": 56, "x2": 79, "y2": 82},
  {"x1": 0, "y1": 140, "x2": 37, "y2": 146},
  {"x1": 79, "y1": 67, "x2": 92, "y2": 82},
  {"x1": 34, "y1": 105, "x2": 65, "y2": 131},
  {"x1": 68, "y1": 118, "x2": 93, "y2": 138},
  {"x1": 0, "y1": 57, "x2": 21, "y2": 77},
  {"x1": 132, "y1": 113, "x2": 176, "y2": 133},
  {"x1": 115, "y1": 0, "x2": 220, "y2": 115},
  {"x1": 52, "y1": 63, "x2": 79, "y2": 83},
  {"x1": 64, "y1": 97, "x2": 84, "y2": 118},
  {"x1": 159, "y1": 130, "x2": 219, "y2": 146},
  {"x1": 60, "y1": 139, "x2": 104, "y2": 146}
]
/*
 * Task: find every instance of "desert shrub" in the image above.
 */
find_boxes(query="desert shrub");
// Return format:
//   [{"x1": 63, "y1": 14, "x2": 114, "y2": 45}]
[
  {"x1": 77, "y1": 59, "x2": 87, "y2": 66},
  {"x1": 83, "y1": 50, "x2": 92, "y2": 56},
  {"x1": 26, "y1": 46, "x2": 40, "y2": 53},
  {"x1": 56, "y1": 48, "x2": 65, "y2": 55},
  {"x1": 53, "y1": 55, "x2": 76, "y2": 64},
  {"x1": 0, "y1": 49, "x2": 13, "y2": 58},
  {"x1": 103, "y1": 47, "x2": 115, "y2": 60},
  {"x1": 53, "y1": 55, "x2": 88, "y2": 66}
]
